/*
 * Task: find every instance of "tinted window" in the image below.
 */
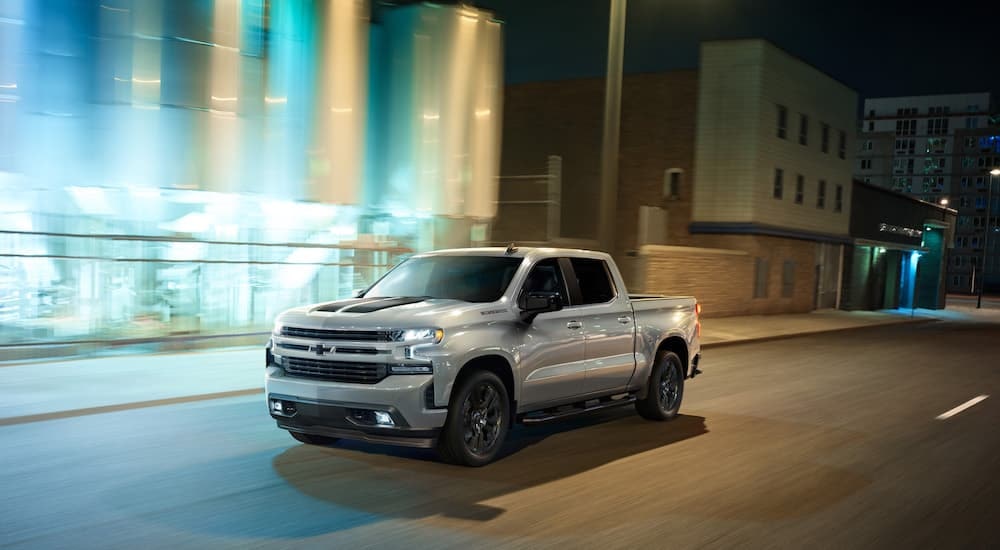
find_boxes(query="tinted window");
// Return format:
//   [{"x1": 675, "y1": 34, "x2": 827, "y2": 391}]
[
  {"x1": 521, "y1": 259, "x2": 569, "y2": 306},
  {"x1": 364, "y1": 256, "x2": 522, "y2": 303},
  {"x1": 570, "y1": 258, "x2": 615, "y2": 304}
]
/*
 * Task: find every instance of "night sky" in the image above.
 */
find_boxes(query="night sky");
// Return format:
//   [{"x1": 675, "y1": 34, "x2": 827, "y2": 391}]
[{"x1": 471, "y1": 0, "x2": 1000, "y2": 104}]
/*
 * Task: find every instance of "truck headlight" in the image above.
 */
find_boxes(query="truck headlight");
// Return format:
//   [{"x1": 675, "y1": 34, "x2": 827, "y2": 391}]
[
  {"x1": 272, "y1": 320, "x2": 283, "y2": 335},
  {"x1": 395, "y1": 328, "x2": 444, "y2": 343}
]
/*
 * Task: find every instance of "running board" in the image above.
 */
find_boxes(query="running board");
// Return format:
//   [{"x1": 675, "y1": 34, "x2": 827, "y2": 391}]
[{"x1": 520, "y1": 394, "x2": 637, "y2": 425}]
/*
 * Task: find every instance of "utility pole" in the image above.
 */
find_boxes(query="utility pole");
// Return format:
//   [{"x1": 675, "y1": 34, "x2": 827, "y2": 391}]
[{"x1": 598, "y1": 0, "x2": 626, "y2": 254}]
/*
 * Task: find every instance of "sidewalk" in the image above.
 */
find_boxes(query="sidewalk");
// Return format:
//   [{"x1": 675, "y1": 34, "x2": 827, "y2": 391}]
[
  {"x1": 0, "y1": 307, "x2": 981, "y2": 424},
  {"x1": 699, "y1": 308, "x2": 933, "y2": 347}
]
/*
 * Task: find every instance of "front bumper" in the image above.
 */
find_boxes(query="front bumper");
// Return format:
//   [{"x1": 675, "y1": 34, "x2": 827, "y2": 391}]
[
  {"x1": 270, "y1": 393, "x2": 440, "y2": 448},
  {"x1": 265, "y1": 365, "x2": 448, "y2": 440}
]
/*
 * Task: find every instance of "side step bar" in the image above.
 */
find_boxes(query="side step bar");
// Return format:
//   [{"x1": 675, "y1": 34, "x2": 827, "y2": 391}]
[{"x1": 520, "y1": 394, "x2": 637, "y2": 425}]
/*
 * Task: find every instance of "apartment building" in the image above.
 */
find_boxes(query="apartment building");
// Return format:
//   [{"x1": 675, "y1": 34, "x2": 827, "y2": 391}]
[{"x1": 856, "y1": 93, "x2": 998, "y2": 292}]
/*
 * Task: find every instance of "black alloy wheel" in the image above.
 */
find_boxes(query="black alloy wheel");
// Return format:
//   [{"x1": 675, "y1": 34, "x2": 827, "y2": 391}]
[{"x1": 438, "y1": 369, "x2": 510, "y2": 466}]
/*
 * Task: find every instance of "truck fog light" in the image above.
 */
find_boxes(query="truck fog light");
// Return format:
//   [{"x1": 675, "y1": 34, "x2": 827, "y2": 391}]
[
  {"x1": 373, "y1": 411, "x2": 394, "y2": 426},
  {"x1": 271, "y1": 400, "x2": 283, "y2": 412},
  {"x1": 389, "y1": 363, "x2": 432, "y2": 374}
]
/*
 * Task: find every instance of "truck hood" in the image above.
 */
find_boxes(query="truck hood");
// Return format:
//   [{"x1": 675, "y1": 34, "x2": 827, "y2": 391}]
[{"x1": 275, "y1": 296, "x2": 509, "y2": 331}]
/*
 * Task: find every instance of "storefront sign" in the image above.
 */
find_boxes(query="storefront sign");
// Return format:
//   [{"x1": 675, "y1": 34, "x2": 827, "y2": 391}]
[{"x1": 878, "y1": 222, "x2": 922, "y2": 238}]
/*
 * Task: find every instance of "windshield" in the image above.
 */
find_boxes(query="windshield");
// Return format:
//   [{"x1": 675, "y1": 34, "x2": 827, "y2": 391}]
[{"x1": 363, "y1": 256, "x2": 524, "y2": 303}]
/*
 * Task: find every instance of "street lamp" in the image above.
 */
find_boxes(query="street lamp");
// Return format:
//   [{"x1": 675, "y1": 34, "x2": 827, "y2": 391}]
[{"x1": 979, "y1": 167, "x2": 1000, "y2": 308}]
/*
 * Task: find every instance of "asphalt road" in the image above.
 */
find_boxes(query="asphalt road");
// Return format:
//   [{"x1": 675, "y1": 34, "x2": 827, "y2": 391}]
[{"x1": 3, "y1": 319, "x2": 999, "y2": 549}]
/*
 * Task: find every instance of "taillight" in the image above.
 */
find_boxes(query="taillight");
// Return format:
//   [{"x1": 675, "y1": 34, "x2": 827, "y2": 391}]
[{"x1": 695, "y1": 303, "x2": 702, "y2": 338}]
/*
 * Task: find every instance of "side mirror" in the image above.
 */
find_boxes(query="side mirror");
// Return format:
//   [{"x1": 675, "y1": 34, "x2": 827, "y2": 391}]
[{"x1": 518, "y1": 291, "x2": 563, "y2": 323}]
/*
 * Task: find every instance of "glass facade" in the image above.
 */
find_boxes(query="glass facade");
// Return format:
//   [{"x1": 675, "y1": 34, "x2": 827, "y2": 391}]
[{"x1": 0, "y1": 1, "x2": 502, "y2": 346}]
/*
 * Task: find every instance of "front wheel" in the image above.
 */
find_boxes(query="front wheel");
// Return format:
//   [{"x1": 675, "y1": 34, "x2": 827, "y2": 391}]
[
  {"x1": 636, "y1": 350, "x2": 685, "y2": 421},
  {"x1": 437, "y1": 370, "x2": 510, "y2": 467}
]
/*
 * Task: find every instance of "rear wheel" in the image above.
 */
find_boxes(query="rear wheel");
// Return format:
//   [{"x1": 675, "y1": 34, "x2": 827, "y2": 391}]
[
  {"x1": 437, "y1": 369, "x2": 510, "y2": 467},
  {"x1": 290, "y1": 431, "x2": 339, "y2": 446},
  {"x1": 636, "y1": 350, "x2": 684, "y2": 421}
]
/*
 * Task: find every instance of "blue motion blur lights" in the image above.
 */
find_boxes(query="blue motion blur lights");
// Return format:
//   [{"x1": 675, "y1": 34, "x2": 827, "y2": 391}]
[{"x1": 0, "y1": 2, "x2": 502, "y2": 347}]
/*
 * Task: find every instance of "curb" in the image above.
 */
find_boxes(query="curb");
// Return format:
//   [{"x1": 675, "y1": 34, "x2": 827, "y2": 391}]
[
  {"x1": 700, "y1": 316, "x2": 937, "y2": 349},
  {"x1": 0, "y1": 388, "x2": 264, "y2": 427}
]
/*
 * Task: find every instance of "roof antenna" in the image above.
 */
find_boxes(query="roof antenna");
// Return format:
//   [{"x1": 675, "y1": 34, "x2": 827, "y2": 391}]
[{"x1": 505, "y1": 242, "x2": 518, "y2": 255}]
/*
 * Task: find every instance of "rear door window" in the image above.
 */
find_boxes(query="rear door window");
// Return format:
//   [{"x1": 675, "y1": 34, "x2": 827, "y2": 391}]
[{"x1": 569, "y1": 258, "x2": 616, "y2": 304}]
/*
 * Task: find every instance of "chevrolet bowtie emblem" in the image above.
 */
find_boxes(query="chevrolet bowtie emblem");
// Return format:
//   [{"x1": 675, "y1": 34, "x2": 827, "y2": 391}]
[{"x1": 310, "y1": 344, "x2": 334, "y2": 356}]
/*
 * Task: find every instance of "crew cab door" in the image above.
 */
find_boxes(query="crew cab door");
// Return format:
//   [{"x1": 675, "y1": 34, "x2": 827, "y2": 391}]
[
  {"x1": 517, "y1": 258, "x2": 587, "y2": 409},
  {"x1": 565, "y1": 257, "x2": 636, "y2": 395}
]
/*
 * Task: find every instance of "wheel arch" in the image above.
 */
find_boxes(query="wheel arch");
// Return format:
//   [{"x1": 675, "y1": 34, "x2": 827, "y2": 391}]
[
  {"x1": 637, "y1": 335, "x2": 689, "y2": 400},
  {"x1": 453, "y1": 354, "x2": 517, "y2": 422}
]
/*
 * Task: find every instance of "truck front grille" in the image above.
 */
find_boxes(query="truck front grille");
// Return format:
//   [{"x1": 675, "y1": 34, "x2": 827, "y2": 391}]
[
  {"x1": 284, "y1": 358, "x2": 388, "y2": 384},
  {"x1": 280, "y1": 326, "x2": 395, "y2": 341}
]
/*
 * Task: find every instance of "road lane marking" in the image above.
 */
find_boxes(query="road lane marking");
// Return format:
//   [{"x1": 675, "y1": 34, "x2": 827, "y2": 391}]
[
  {"x1": 0, "y1": 388, "x2": 263, "y2": 426},
  {"x1": 936, "y1": 395, "x2": 989, "y2": 420}
]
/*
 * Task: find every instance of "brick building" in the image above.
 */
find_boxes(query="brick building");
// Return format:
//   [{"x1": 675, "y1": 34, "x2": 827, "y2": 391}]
[{"x1": 494, "y1": 39, "x2": 857, "y2": 316}]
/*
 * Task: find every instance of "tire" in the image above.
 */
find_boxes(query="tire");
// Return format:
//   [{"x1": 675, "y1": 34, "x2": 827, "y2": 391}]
[
  {"x1": 635, "y1": 350, "x2": 685, "y2": 421},
  {"x1": 290, "y1": 431, "x2": 339, "y2": 446},
  {"x1": 437, "y1": 369, "x2": 510, "y2": 467}
]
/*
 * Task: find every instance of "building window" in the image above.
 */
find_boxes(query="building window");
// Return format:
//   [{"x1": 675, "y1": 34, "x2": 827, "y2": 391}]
[
  {"x1": 928, "y1": 118, "x2": 950, "y2": 135},
  {"x1": 868, "y1": 121, "x2": 874, "y2": 131},
  {"x1": 776, "y1": 104, "x2": 787, "y2": 139},
  {"x1": 781, "y1": 261, "x2": 795, "y2": 298},
  {"x1": 965, "y1": 137, "x2": 976, "y2": 148},
  {"x1": 966, "y1": 117, "x2": 978, "y2": 129},
  {"x1": 864, "y1": 140, "x2": 873, "y2": 151},
  {"x1": 860, "y1": 159, "x2": 872, "y2": 170},
  {"x1": 896, "y1": 119, "x2": 917, "y2": 136},
  {"x1": 821, "y1": 123, "x2": 830, "y2": 153},
  {"x1": 868, "y1": 109, "x2": 875, "y2": 118},
  {"x1": 838, "y1": 130, "x2": 846, "y2": 159},
  {"x1": 927, "y1": 137, "x2": 947, "y2": 154},
  {"x1": 773, "y1": 168, "x2": 784, "y2": 199},
  {"x1": 664, "y1": 169, "x2": 682, "y2": 200},
  {"x1": 817, "y1": 180, "x2": 826, "y2": 209},
  {"x1": 834, "y1": 184, "x2": 843, "y2": 213},
  {"x1": 799, "y1": 114, "x2": 809, "y2": 145},
  {"x1": 753, "y1": 258, "x2": 769, "y2": 298},
  {"x1": 795, "y1": 174, "x2": 804, "y2": 204}
]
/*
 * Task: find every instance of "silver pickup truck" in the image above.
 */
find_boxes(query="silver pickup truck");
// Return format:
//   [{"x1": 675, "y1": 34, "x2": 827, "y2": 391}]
[{"x1": 266, "y1": 247, "x2": 701, "y2": 466}]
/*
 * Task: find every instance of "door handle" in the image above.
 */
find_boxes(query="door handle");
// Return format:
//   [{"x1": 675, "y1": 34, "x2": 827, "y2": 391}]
[
  {"x1": 617, "y1": 316, "x2": 632, "y2": 324},
  {"x1": 566, "y1": 321, "x2": 582, "y2": 330}
]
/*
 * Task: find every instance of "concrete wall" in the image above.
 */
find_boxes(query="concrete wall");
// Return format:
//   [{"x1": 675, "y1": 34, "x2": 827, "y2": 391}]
[
  {"x1": 638, "y1": 245, "x2": 753, "y2": 317},
  {"x1": 638, "y1": 234, "x2": 821, "y2": 317},
  {"x1": 685, "y1": 234, "x2": 821, "y2": 314}
]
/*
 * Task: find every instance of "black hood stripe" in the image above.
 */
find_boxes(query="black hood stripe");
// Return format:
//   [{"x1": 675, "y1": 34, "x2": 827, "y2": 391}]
[
  {"x1": 313, "y1": 299, "x2": 368, "y2": 313},
  {"x1": 340, "y1": 297, "x2": 427, "y2": 313}
]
